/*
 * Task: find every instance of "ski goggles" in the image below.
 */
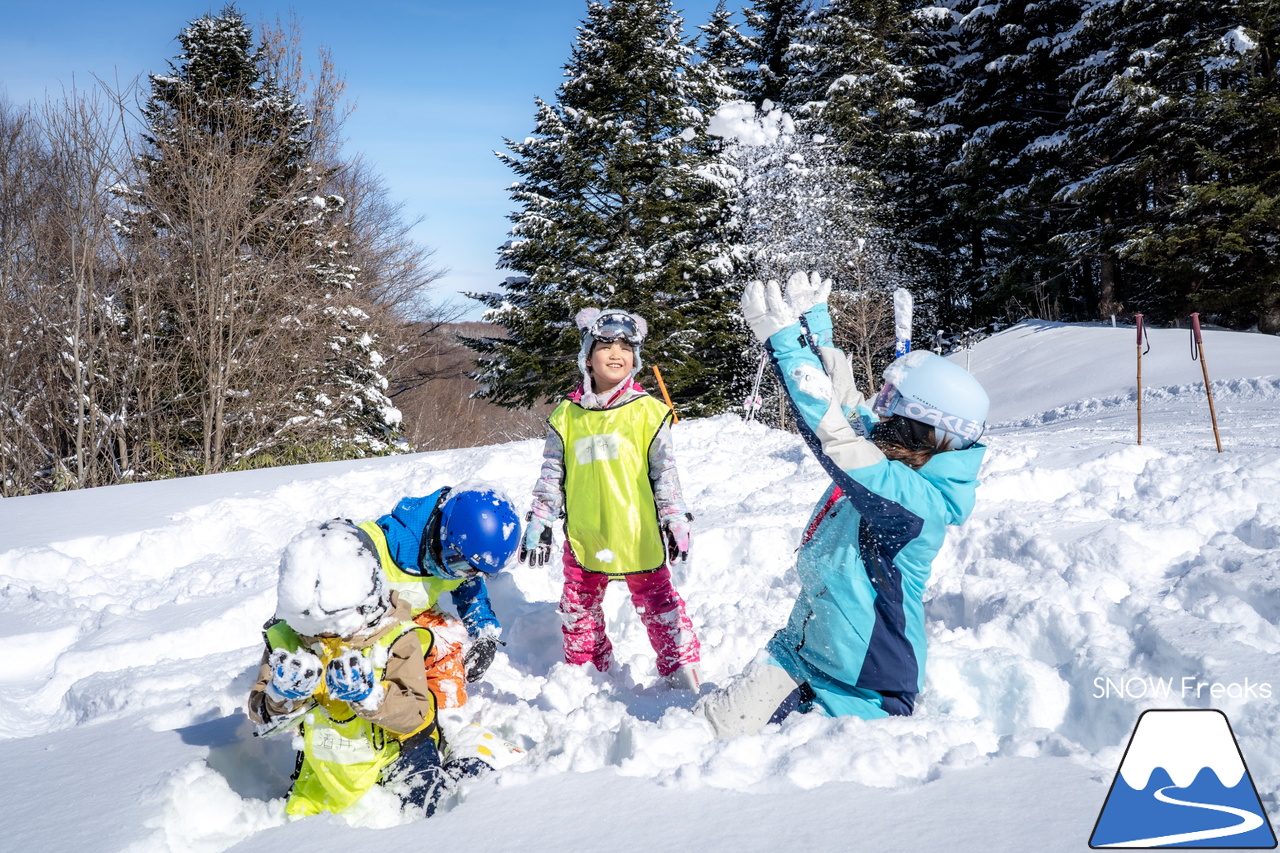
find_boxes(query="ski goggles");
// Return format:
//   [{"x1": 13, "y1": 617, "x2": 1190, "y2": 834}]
[
  {"x1": 587, "y1": 311, "x2": 644, "y2": 344},
  {"x1": 439, "y1": 544, "x2": 481, "y2": 581},
  {"x1": 871, "y1": 383, "x2": 984, "y2": 447}
]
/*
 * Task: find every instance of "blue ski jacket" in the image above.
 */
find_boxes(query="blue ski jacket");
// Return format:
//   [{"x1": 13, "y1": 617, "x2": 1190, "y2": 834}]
[
  {"x1": 372, "y1": 487, "x2": 500, "y2": 637},
  {"x1": 763, "y1": 304, "x2": 985, "y2": 719}
]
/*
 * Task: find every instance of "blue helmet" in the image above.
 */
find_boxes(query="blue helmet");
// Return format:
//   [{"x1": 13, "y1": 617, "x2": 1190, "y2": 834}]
[
  {"x1": 872, "y1": 351, "x2": 989, "y2": 449},
  {"x1": 434, "y1": 489, "x2": 521, "y2": 580}
]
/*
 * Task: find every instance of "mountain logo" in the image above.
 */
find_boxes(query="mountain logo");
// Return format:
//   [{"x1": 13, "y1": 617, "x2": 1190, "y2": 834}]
[{"x1": 1090, "y1": 709, "x2": 1277, "y2": 848}]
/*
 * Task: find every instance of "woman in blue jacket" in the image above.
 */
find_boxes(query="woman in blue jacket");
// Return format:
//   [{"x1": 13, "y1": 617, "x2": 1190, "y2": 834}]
[{"x1": 699, "y1": 273, "x2": 989, "y2": 736}]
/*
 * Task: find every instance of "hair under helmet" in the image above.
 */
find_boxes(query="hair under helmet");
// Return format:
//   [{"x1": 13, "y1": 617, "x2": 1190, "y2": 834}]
[
  {"x1": 573, "y1": 307, "x2": 647, "y2": 390},
  {"x1": 275, "y1": 519, "x2": 391, "y2": 637}
]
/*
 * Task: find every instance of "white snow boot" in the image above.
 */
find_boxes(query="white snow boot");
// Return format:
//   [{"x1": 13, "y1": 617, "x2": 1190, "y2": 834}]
[{"x1": 664, "y1": 663, "x2": 703, "y2": 691}]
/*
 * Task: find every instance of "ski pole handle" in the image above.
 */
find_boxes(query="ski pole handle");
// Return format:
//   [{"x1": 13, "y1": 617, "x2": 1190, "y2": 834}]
[
  {"x1": 1135, "y1": 313, "x2": 1143, "y2": 344},
  {"x1": 1191, "y1": 312, "x2": 1203, "y2": 345}
]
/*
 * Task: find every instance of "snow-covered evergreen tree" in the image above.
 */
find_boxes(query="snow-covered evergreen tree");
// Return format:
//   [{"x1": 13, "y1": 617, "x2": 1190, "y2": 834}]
[
  {"x1": 924, "y1": 0, "x2": 1087, "y2": 321},
  {"x1": 785, "y1": 0, "x2": 923, "y2": 169},
  {"x1": 1059, "y1": 0, "x2": 1280, "y2": 330},
  {"x1": 697, "y1": 0, "x2": 751, "y2": 103},
  {"x1": 758, "y1": 1, "x2": 943, "y2": 363},
  {"x1": 739, "y1": 0, "x2": 810, "y2": 108},
  {"x1": 701, "y1": 1, "x2": 749, "y2": 69},
  {"x1": 473, "y1": 0, "x2": 748, "y2": 416}
]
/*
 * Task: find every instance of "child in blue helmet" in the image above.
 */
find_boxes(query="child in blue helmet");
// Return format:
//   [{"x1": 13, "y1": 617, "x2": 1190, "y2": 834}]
[
  {"x1": 521, "y1": 308, "x2": 702, "y2": 690},
  {"x1": 356, "y1": 485, "x2": 521, "y2": 709},
  {"x1": 698, "y1": 273, "x2": 988, "y2": 736}
]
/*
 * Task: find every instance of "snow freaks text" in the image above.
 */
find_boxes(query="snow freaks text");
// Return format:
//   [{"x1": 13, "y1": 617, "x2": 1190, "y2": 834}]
[{"x1": 1092, "y1": 676, "x2": 1273, "y2": 701}]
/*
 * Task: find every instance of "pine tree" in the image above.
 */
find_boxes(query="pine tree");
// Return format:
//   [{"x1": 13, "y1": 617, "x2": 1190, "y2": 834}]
[
  {"x1": 773, "y1": 0, "x2": 940, "y2": 360},
  {"x1": 1060, "y1": 0, "x2": 1280, "y2": 330},
  {"x1": 697, "y1": 0, "x2": 750, "y2": 104},
  {"x1": 473, "y1": 0, "x2": 748, "y2": 416},
  {"x1": 927, "y1": 0, "x2": 1087, "y2": 322},
  {"x1": 740, "y1": 0, "x2": 810, "y2": 108},
  {"x1": 873, "y1": 0, "x2": 968, "y2": 327}
]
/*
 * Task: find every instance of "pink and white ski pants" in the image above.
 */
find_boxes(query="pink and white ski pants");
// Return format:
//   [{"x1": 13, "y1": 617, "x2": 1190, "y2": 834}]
[{"x1": 558, "y1": 543, "x2": 700, "y2": 677}]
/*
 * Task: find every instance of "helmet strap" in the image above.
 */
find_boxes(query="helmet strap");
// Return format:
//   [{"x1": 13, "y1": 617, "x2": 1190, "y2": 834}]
[{"x1": 420, "y1": 488, "x2": 451, "y2": 575}]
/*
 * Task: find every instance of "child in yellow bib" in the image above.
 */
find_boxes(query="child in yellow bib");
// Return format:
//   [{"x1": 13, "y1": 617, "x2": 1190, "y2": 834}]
[
  {"x1": 248, "y1": 520, "x2": 495, "y2": 817},
  {"x1": 521, "y1": 308, "x2": 702, "y2": 690}
]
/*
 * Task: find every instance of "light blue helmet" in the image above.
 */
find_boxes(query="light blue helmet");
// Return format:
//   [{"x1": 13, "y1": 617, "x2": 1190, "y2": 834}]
[
  {"x1": 435, "y1": 489, "x2": 521, "y2": 580},
  {"x1": 871, "y1": 352, "x2": 989, "y2": 449}
]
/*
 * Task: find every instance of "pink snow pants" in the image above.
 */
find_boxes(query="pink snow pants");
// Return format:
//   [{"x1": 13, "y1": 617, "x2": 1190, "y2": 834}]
[{"x1": 558, "y1": 543, "x2": 700, "y2": 677}]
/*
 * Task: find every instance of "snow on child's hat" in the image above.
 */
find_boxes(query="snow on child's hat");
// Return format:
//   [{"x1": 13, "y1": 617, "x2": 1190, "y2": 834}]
[{"x1": 275, "y1": 519, "x2": 390, "y2": 637}]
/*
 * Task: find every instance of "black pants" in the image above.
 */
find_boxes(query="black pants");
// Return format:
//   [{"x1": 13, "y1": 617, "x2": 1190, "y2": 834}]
[{"x1": 389, "y1": 732, "x2": 490, "y2": 816}]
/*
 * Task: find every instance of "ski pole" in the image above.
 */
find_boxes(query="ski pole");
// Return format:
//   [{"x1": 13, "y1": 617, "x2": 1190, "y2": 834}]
[
  {"x1": 1189, "y1": 313, "x2": 1222, "y2": 453},
  {"x1": 1135, "y1": 313, "x2": 1146, "y2": 444},
  {"x1": 253, "y1": 700, "x2": 316, "y2": 738},
  {"x1": 652, "y1": 365, "x2": 679, "y2": 424},
  {"x1": 744, "y1": 352, "x2": 767, "y2": 422}
]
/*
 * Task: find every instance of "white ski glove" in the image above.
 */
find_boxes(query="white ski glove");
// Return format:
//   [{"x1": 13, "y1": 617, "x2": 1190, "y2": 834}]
[
  {"x1": 266, "y1": 648, "x2": 323, "y2": 702},
  {"x1": 785, "y1": 271, "x2": 832, "y2": 316},
  {"x1": 740, "y1": 279, "x2": 797, "y2": 343}
]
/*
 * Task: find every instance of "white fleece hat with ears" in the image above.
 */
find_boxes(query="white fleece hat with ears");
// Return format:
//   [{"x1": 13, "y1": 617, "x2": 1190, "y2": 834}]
[{"x1": 574, "y1": 307, "x2": 648, "y2": 387}]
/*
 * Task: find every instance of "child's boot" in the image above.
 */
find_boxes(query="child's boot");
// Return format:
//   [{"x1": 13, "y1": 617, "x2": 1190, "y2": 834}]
[{"x1": 664, "y1": 662, "x2": 702, "y2": 691}]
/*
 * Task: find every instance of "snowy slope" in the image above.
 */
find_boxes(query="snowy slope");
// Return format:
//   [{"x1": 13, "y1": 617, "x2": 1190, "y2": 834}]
[{"x1": 0, "y1": 320, "x2": 1278, "y2": 853}]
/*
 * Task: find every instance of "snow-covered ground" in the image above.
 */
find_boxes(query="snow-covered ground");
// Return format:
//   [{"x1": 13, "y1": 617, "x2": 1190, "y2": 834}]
[{"x1": 1, "y1": 320, "x2": 1278, "y2": 852}]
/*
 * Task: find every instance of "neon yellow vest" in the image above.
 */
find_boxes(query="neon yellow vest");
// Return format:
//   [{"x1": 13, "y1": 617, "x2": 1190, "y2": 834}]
[
  {"x1": 265, "y1": 620, "x2": 437, "y2": 816},
  {"x1": 358, "y1": 520, "x2": 463, "y2": 618},
  {"x1": 549, "y1": 394, "x2": 671, "y2": 575}
]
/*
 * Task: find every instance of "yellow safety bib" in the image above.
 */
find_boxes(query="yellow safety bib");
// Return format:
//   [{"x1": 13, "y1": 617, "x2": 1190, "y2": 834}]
[
  {"x1": 264, "y1": 621, "x2": 436, "y2": 816},
  {"x1": 358, "y1": 520, "x2": 463, "y2": 617},
  {"x1": 548, "y1": 394, "x2": 671, "y2": 575}
]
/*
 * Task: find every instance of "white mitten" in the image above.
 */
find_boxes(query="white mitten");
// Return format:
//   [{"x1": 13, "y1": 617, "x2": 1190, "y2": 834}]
[
  {"x1": 740, "y1": 280, "x2": 797, "y2": 342},
  {"x1": 785, "y1": 271, "x2": 832, "y2": 315}
]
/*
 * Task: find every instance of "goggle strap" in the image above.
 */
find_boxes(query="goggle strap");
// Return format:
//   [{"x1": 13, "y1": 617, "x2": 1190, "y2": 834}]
[{"x1": 871, "y1": 384, "x2": 983, "y2": 445}]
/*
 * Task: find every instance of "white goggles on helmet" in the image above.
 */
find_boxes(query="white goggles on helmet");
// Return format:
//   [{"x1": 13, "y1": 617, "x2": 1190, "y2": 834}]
[
  {"x1": 587, "y1": 311, "x2": 644, "y2": 344},
  {"x1": 872, "y1": 383, "x2": 985, "y2": 447}
]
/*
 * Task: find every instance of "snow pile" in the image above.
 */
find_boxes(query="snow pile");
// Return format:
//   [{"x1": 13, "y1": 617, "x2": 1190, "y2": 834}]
[{"x1": 0, "y1": 320, "x2": 1278, "y2": 852}]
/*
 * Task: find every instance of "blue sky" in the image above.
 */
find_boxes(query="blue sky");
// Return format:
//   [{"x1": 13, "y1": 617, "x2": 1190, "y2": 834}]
[{"x1": 0, "y1": 0, "x2": 727, "y2": 319}]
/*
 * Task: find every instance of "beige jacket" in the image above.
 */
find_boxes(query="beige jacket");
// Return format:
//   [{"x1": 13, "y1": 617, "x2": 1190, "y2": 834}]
[{"x1": 247, "y1": 593, "x2": 436, "y2": 737}]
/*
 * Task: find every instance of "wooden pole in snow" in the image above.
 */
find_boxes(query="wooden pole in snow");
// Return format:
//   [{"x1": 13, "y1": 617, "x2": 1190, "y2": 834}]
[
  {"x1": 1190, "y1": 313, "x2": 1223, "y2": 453},
  {"x1": 1135, "y1": 313, "x2": 1144, "y2": 445}
]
